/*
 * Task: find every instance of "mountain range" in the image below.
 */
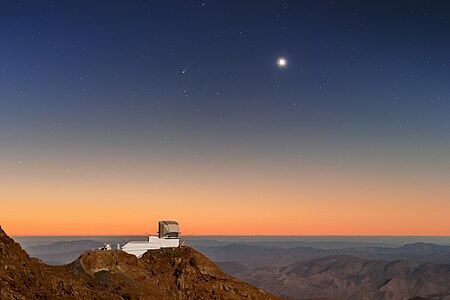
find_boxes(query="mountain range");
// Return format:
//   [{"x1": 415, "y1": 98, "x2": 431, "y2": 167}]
[
  {"x1": 239, "y1": 255, "x2": 450, "y2": 300},
  {"x1": 197, "y1": 242, "x2": 450, "y2": 269},
  {"x1": 8, "y1": 232, "x2": 450, "y2": 299}
]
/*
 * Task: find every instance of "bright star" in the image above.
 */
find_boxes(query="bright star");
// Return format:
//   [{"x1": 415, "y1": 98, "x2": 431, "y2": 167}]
[{"x1": 277, "y1": 57, "x2": 287, "y2": 67}]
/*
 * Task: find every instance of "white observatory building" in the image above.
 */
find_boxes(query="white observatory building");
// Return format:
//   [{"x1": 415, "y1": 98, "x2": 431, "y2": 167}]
[{"x1": 121, "y1": 221, "x2": 180, "y2": 257}]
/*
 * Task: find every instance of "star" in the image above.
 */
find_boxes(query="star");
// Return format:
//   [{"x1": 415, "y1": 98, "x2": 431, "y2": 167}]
[{"x1": 277, "y1": 57, "x2": 287, "y2": 68}]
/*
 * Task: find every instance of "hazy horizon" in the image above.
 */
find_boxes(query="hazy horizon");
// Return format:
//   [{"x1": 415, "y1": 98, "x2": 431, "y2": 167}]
[{"x1": 12, "y1": 234, "x2": 450, "y2": 249}]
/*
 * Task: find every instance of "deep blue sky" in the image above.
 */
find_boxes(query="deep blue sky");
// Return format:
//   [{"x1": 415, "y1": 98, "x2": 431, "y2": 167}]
[
  {"x1": 2, "y1": 1, "x2": 450, "y2": 146},
  {"x1": 1, "y1": 1, "x2": 450, "y2": 234},
  {"x1": 2, "y1": 1, "x2": 449, "y2": 144}
]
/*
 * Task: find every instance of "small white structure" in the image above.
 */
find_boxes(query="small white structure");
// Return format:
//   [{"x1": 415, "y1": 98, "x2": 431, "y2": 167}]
[
  {"x1": 98, "y1": 243, "x2": 112, "y2": 250},
  {"x1": 121, "y1": 221, "x2": 180, "y2": 257}
]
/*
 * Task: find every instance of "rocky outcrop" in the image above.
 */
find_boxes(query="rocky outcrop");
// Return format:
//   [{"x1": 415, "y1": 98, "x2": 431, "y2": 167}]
[{"x1": 0, "y1": 226, "x2": 278, "y2": 299}]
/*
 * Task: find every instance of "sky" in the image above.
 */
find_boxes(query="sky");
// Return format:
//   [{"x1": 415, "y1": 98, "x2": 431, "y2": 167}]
[{"x1": 1, "y1": 1, "x2": 450, "y2": 236}]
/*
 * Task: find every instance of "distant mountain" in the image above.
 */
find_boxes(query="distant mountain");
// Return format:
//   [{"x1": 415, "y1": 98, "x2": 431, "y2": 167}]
[
  {"x1": 0, "y1": 226, "x2": 278, "y2": 299},
  {"x1": 25, "y1": 239, "x2": 104, "y2": 265},
  {"x1": 26, "y1": 239, "x2": 104, "y2": 255},
  {"x1": 185, "y1": 239, "x2": 396, "y2": 249},
  {"x1": 240, "y1": 255, "x2": 450, "y2": 300},
  {"x1": 340, "y1": 242, "x2": 450, "y2": 263},
  {"x1": 197, "y1": 242, "x2": 450, "y2": 269},
  {"x1": 376, "y1": 242, "x2": 450, "y2": 255},
  {"x1": 197, "y1": 244, "x2": 332, "y2": 268}
]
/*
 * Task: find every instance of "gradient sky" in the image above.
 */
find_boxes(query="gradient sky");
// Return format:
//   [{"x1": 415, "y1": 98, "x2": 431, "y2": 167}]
[{"x1": 1, "y1": 1, "x2": 450, "y2": 236}]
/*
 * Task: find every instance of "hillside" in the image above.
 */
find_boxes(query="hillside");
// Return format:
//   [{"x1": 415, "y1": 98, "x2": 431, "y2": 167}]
[
  {"x1": 240, "y1": 255, "x2": 450, "y2": 300},
  {"x1": 0, "y1": 226, "x2": 278, "y2": 300}
]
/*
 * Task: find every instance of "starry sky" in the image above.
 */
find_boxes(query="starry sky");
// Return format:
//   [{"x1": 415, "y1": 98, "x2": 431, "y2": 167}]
[{"x1": 1, "y1": 1, "x2": 450, "y2": 235}]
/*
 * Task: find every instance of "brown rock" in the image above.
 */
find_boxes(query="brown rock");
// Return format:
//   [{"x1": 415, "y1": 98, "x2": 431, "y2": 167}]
[{"x1": 0, "y1": 226, "x2": 278, "y2": 299}]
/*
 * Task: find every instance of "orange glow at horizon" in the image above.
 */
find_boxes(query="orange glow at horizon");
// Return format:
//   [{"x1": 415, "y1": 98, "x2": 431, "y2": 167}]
[{"x1": 1, "y1": 150, "x2": 450, "y2": 236}]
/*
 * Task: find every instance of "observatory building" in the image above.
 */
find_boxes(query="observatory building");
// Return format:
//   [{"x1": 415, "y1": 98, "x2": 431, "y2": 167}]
[{"x1": 121, "y1": 221, "x2": 180, "y2": 257}]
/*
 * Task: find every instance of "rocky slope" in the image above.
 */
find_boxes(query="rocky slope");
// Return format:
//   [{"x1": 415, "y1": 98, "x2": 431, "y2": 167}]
[
  {"x1": 0, "y1": 226, "x2": 278, "y2": 300},
  {"x1": 240, "y1": 255, "x2": 450, "y2": 300}
]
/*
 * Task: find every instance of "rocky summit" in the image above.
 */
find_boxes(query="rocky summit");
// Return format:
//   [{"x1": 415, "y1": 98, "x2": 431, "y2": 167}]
[{"x1": 0, "y1": 226, "x2": 278, "y2": 300}]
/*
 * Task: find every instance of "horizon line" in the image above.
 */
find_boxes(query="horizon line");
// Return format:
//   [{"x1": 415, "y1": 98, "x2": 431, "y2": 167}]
[{"x1": 12, "y1": 234, "x2": 450, "y2": 237}]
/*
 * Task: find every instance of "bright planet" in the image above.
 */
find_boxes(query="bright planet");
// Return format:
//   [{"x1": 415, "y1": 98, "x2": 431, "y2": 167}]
[{"x1": 277, "y1": 57, "x2": 287, "y2": 67}]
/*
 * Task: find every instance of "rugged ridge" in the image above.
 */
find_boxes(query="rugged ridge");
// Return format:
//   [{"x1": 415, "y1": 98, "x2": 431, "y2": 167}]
[
  {"x1": 0, "y1": 226, "x2": 278, "y2": 299},
  {"x1": 240, "y1": 255, "x2": 450, "y2": 300}
]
